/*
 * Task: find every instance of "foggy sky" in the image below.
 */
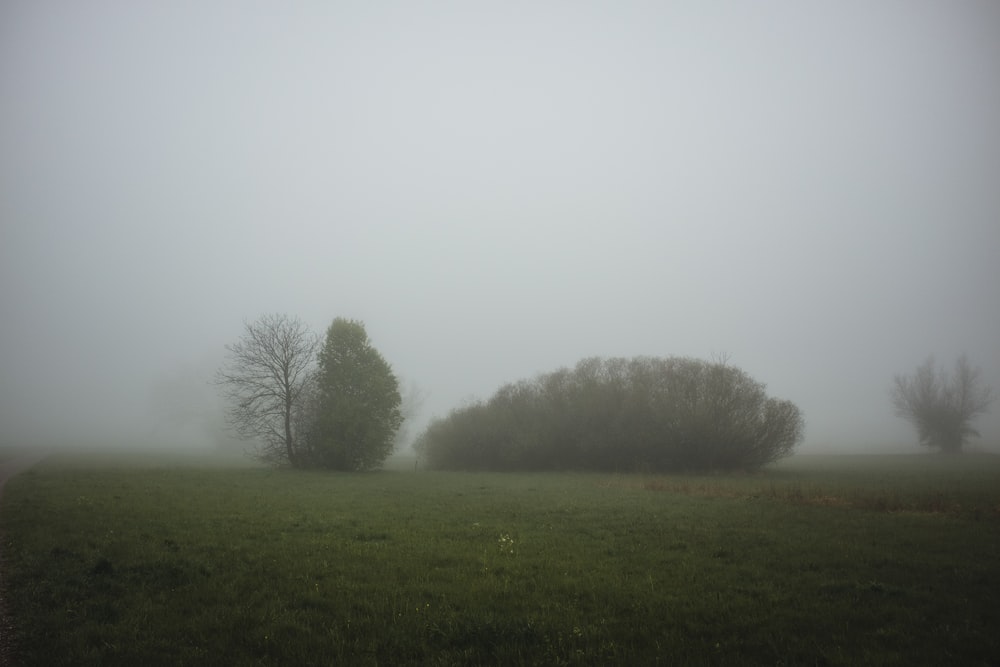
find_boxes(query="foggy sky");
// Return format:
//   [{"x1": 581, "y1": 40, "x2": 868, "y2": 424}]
[{"x1": 2, "y1": 1, "x2": 998, "y2": 452}]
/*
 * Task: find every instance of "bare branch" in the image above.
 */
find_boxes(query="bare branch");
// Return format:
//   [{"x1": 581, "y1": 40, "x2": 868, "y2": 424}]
[
  {"x1": 891, "y1": 355, "x2": 994, "y2": 453},
  {"x1": 215, "y1": 314, "x2": 319, "y2": 466}
]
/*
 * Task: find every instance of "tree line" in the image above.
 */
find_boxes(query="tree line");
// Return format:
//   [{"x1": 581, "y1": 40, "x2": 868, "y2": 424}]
[
  {"x1": 217, "y1": 314, "x2": 994, "y2": 471},
  {"x1": 415, "y1": 356, "x2": 804, "y2": 472}
]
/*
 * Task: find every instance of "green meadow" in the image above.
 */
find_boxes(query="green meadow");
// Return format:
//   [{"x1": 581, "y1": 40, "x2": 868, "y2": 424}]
[{"x1": 1, "y1": 452, "x2": 999, "y2": 665}]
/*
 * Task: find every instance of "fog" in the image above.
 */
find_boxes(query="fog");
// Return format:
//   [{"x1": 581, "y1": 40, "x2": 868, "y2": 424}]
[{"x1": 2, "y1": 1, "x2": 998, "y2": 455}]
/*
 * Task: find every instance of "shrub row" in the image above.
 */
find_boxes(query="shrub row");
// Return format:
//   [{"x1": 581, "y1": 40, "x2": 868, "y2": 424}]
[{"x1": 416, "y1": 356, "x2": 804, "y2": 472}]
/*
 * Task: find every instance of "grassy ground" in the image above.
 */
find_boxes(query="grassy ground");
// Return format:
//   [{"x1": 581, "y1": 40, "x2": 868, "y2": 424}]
[{"x1": 1, "y1": 452, "x2": 998, "y2": 665}]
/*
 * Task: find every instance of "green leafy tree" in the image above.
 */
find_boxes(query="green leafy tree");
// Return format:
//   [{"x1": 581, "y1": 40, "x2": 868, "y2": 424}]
[
  {"x1": 891, "y1": 355, "x2": 994, "y2": 453},
  {"x1": 304, "y1": 318, "x2": 403, "y2": 470}
]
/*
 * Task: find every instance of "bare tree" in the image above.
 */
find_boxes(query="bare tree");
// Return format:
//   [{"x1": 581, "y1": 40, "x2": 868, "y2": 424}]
[
  {"x1": 216, "y1": 314, "x2": 319, "y2": 466},
  {"x1": 891, "y1": 355, "x2": 994, "y2": 453}
]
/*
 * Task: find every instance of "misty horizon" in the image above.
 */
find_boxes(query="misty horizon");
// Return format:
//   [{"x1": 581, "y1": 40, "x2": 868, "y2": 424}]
[{"x1": 2, "y1": 2, "x2": 998, "y2": 455}]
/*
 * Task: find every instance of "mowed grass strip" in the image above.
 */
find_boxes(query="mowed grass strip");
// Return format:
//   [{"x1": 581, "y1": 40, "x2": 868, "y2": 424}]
[{"x1": 1, "y1": 455, "x2": 999, "y2": 666}]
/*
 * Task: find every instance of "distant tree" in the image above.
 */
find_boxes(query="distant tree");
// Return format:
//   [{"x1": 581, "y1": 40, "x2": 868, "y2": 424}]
[
  {"x1": 891, "y1": 355, "x2": 994, "y2": 453},
  {"x1": 215, "y1": 314, "x2": 319, "y2": 466},
  {"x1": 416, "y1": 356, "x2": 804, "y2": 472},
  {"x1": 393, "y1": 379, "x2": 427, "y2": 451},
  {"x1": 302, "y1": 318, "x2": 403, "y2": 470}
]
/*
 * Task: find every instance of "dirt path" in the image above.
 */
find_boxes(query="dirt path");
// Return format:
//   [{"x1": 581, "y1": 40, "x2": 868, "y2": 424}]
[{"x1": 0, "y1": 451, "x2": 51, "y2": 667}]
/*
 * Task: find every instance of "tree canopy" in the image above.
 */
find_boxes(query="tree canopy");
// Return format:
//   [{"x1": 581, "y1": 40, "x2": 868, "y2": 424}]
[
  {"x1": 299, "y1": 318, "x2": 403, "y2": 471},
  {"x1": 415, "y1": 356, "x2": 804, "y2": 472},
  {"x1": 891, "y1": 355, "x2": 994, "y2": 453}
]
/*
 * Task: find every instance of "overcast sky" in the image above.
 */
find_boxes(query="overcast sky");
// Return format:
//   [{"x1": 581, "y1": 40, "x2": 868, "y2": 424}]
[{"x1": 2, "y1": 1, "x2": 998, "y2": 452}]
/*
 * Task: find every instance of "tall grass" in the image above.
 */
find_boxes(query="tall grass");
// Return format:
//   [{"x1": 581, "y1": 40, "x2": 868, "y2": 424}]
[{"x1": 1, "y1": 453, "x2": 999, "y2": 665}]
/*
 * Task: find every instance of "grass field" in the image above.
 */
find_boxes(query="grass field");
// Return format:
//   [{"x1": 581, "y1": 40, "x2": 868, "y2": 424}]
[{"x1": 1, "y1": 451, "x2": 999, "y2": 665}]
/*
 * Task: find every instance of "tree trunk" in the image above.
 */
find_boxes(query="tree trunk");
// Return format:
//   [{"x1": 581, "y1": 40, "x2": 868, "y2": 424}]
[{"x1": 285, "y1": 396, "x2": 297, "y2": 467}]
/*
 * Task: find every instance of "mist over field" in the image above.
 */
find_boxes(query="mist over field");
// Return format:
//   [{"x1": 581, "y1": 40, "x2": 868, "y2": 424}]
[{"x1": 1, "y1": 1, "x2": 998, "y2": 455}]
